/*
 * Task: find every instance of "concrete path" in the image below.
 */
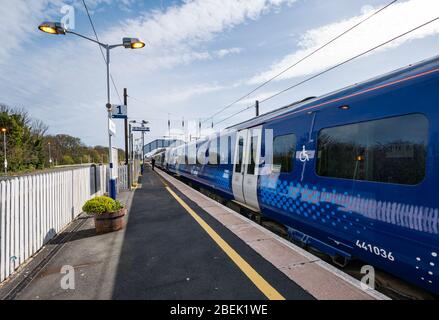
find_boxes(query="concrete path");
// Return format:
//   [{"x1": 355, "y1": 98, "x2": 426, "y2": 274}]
[{"x1": 0, "y1": 168, "x2": 312, "y2": 300}]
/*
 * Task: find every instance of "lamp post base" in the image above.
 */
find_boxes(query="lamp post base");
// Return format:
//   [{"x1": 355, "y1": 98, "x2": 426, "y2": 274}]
[{"x1": 109, "y1": 178, "x2": 117, "y2": 200}]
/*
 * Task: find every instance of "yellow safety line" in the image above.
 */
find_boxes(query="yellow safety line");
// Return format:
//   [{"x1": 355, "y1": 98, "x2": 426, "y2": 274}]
[{"x1": 164, "y1": 185, "x2": 285, "y2": 300}]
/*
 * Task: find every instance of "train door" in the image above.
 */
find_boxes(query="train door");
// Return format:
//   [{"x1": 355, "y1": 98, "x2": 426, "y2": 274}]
[
  {"x1": 243, "y1": 126, "x2": 262, "y2": 211},
  {"x1": 232, "y1": 126, "x2": 262, "y2": 211},
  {"x1": 232, "y1": 130, "x2": 247, "y2": 204}
]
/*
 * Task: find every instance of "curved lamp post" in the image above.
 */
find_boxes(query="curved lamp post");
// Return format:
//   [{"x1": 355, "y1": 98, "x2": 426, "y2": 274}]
[{"x1": 38, "y1": 22, "x2": 145, "y2": 199}]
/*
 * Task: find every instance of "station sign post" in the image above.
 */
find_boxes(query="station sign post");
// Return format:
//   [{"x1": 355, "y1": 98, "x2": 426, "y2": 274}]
[
  {"x1": 111, "y1": 105, "x2": 128, "y2": 119},
  {"x1": 132, "y1": 126, "x2": 150, "y2": 174},
  {"x1": 132, "y1": 127, "x2": 150, "y2": 132}
]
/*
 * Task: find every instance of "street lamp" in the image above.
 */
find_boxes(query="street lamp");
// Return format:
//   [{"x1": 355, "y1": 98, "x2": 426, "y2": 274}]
[
  {"x1": 1, "y1": 128, "x2": 7, "y2": 175},
  {"x1": 38, "y1": 22, "x2": 66, "y2": 35},
  {"x1": 39, "y1": 21, "x2": 146, "y2": 200}
]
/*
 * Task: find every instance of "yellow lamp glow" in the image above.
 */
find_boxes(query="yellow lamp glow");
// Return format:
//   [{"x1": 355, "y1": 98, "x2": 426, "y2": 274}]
[
  {"x1": 38, "y1": 22, "x2": 65, "y2": 35},
  {"x1": 123, "y1": 37, "x2": 146, "y2": 49},
  {"x1": 39, "y1": 25, "x2": 57, "y2": 34},
  {"x1": 131, "y1": 41, "x2": 146, "y2": 49}
]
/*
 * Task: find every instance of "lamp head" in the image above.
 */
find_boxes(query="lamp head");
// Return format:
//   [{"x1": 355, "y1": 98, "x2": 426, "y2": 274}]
[
  {"x1": 1, "y1": 128, "x2": 6, "y2": 133},
  {"x1": 123, "y1": 37, "x2": 146, "y2": 49},
  {"x1": 38, "y1": 22, "x2": 66, "y2": 35}
]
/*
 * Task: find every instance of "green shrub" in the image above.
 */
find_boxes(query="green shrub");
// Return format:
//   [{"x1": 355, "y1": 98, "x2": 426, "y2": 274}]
[{"x1": 82, "y1": 196, "x2": 123, "y2": 215}]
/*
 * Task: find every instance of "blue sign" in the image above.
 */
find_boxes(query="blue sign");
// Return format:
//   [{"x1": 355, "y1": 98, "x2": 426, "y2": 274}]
[
  {"x1": 132, "y1": 127, "x2": 150, "y2": 132},
  {"x1": 111, "y1": 105, "x2": 127, "y2": 119}
]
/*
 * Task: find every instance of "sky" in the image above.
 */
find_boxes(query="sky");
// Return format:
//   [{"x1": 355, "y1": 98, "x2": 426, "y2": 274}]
[{"x1": 0, "y1": 0, "x2": 439, "y2": 150}]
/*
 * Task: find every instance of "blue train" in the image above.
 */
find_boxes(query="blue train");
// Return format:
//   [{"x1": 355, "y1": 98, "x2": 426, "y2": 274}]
[{"x1": 154, "y1": 55, "x2": 439, "y2": 295}]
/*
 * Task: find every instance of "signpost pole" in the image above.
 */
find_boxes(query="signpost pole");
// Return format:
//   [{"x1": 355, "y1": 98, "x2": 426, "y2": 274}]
[
  {"x1": 141, "y1": 123, "x2": 145, "y2": 174},
  {"x1": 124, "y1": 88, "x2": 131, "y2": 188},
  {"x1": 124, "y1": 88, "x2": 129, "y2": 164},
  {"x1": 130, "y1": 125, "x2": 134, "y2": 187},
  {"x1": 106, "y1": 45, "x2": 117, "y2": 200},
  {"x1": 110, "y1": 101, "x2": 129, "y2": 189}
]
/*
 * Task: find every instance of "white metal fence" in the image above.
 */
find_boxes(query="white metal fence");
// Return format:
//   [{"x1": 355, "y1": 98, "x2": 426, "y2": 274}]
[
  {"x1": 0, "y1": 165, "x2": 108, "y2": 283},
  {"x1": 117, "y1": 162, "x2": 142, "y2": 191},
  {"x1": 118, "y1": 165, "x2": 129, "y2": 191}
]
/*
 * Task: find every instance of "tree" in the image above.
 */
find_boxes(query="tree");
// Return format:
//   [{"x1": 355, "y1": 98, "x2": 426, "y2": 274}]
[
  {"x1": 61, "y1": 155, "x2": 75, "y2": 165},
  {"x1": 0, "y1": 103, "x2": 129, "y2": 174},
  {"x1": 0, "y1": 104, "x2": 46, "y2": 172}
]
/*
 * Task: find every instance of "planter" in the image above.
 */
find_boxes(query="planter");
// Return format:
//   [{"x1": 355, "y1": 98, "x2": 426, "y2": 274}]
[{"x1": 94, "y1": 208, "x2": 127, "y2": 234}]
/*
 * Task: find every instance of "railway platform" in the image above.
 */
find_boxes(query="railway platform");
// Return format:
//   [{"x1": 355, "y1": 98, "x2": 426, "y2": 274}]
[{"x1": 0, "y1": 167, "x2": 388, "y2": 300}]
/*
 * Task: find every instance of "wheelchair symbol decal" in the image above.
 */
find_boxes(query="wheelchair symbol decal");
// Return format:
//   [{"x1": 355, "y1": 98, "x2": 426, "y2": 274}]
[{"x1": 299, "y1": 146, "x2": 310, "y2": 162}]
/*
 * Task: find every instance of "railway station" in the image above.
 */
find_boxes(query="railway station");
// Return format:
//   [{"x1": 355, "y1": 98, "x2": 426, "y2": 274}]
[
  {"x1": 1, "y1": 31, "x2": 439, "y2": 305},
  {"x1": 2, "y1": 0, "x2": 439, "y2": 315}
]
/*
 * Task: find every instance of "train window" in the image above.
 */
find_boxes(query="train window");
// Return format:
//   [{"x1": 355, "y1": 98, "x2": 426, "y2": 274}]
[
  {"x1": 247, "y1": 135, "x2": 259, "y2": 175},
  {"x1": 273, "y1": 134, "x2": 297, "y2": 173},
  {"x1": 235, "y1": 137, "x2": 244, "y2": 173},
  {"x1": 316, "y1": 113, "x2": 429, "y2": 185}
]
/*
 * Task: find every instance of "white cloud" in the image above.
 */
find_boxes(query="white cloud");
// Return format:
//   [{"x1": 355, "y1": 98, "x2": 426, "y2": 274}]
[
  {"x1": 119, "y1": 46, "x2": 242, "y2": 74},
  {"x1": 98, "y1": 0, "x2": 295, "y2": 73},
  {"x1": 249, "y1": 0, "x2": 439, "y2": 84},
  {"x1": 158, "y1": 83, "x2": 227, "y2": 104},
  {"x1": 0, "y1": 0, "x2": 123, "y2": 64},
  {"x1": 103, "y1": 0, "x2": 296, "y2": 49},
  {"x1": 0, "y1": 0, "x2": 63, "y2": 63},
  {"x1": 0, "y1": 0, "x2": 292, "y2": 71},
  {"x1": 215, "y1": 47, "x2": 243, "y2": 58}
]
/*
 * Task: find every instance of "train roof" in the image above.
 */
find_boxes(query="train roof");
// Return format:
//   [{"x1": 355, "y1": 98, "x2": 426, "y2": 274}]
[{"x1": 227, "y1": 54, "x2": 439, "y2": 130}]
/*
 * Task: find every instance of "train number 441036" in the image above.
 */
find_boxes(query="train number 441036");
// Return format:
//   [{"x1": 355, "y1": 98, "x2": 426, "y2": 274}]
[{"x1": 355, "y1": 240, "x2": 395, "y2": 262}]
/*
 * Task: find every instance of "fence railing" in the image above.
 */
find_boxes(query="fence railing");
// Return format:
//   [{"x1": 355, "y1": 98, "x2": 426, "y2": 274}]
[
  {"x1": 0, "y1": 165, "x2": 107, "y2": 283},
  {"x1": 117, "y1": 162, "x2": 142, "y2": 191},
  {"x1": 118, "y1": 165, "x2": 129, "y2": 191}
]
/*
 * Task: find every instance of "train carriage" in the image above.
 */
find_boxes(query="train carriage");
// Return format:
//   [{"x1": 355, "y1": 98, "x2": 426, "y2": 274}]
[{"x1": 162, "y1": 55, "x2": 439, "y2": 295}]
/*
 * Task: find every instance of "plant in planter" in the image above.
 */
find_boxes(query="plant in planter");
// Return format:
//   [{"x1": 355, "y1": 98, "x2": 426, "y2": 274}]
[{"x1": 82, "y1": 196, "x2": 127, "y2": 234}]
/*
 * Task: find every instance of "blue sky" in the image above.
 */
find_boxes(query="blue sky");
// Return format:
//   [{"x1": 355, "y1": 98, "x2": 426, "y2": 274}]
[{"x1": 1, "y1": 0, "x2": 439, "y2": 149}]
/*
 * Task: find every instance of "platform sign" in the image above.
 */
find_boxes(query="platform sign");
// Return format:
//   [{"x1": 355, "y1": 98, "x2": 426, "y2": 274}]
[
  {"x1": 111, "y1": 105, "x2": 127, "y2": 119},
  {"x1": 109, "y1": 118, "x2": 117, "y2": 137},
  {"x1": 132, "y1": 127, "x2": 150, "y2": 132}
]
